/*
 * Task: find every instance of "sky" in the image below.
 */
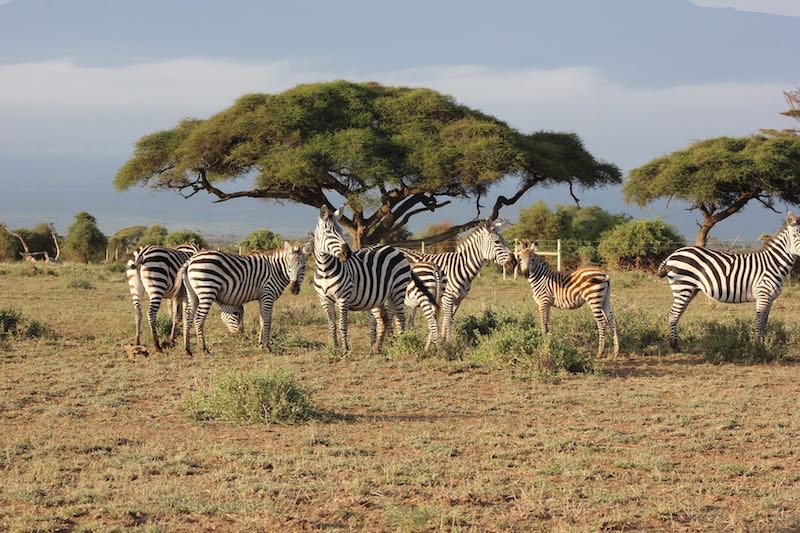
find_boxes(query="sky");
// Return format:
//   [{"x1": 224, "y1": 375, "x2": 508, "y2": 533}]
[{"x1": 0, "y1": 0, "x2": 798, "y2": 242}]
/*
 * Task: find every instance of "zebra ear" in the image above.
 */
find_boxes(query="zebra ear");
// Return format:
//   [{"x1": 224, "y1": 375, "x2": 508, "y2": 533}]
[
  {"x1": 531, "y1": 240, "x2": 539, "y2": 251},
  {"x1": 283, "y1": 241, "x2": 292, "y2": 253},
  {"x1": 320, "y1": 205, "x2": 330, "y2": 219},
  {"x1": 333, "y1": 205, "x2": 345, "y2": 221},
  {"x1": 302, "y1": 241, "x2": 312, "y2": 255},
  {"x1": 788, "y1": 212, "x2": 797, "y2": 226}
]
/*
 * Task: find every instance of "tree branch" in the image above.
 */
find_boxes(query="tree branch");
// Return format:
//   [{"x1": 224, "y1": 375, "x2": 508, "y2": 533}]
[{"x1": 488, "y1": 174, "x2": 545, "y2": 221}]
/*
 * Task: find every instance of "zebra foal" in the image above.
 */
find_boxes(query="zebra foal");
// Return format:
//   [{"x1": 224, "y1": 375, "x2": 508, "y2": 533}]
[
  {"x1": 658, "y1": 212, "x2": 800, "y2": 351},
  {"x1": 180, "y1": 241, "x2": 310, "y2": 355},
  {"x1": 518, "y1": 240, "x2": 619, "y2": 358}
]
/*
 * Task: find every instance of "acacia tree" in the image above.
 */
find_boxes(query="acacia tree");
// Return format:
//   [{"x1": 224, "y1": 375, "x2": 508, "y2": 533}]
[
  {"x1": 625, "y1": 134, "x2": 800, "y2": 247},
  {"x1": 783, "y1": 87, "x2": 800, "y2": 130},
  {"x1": 64, "y1": 212, "x2": 107, "y2": 263},
  {"x1": 115, "y1": 81, "x2": 620, "y2": 248}
]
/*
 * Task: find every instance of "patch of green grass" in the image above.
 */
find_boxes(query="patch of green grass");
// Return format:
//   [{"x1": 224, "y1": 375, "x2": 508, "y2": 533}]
[
  {"x1": 0, "y1": 308, "x2": 22, "y2": 336},
  {"x1": 186, "y1": 369, "x2": 315, "y2": 424},
  {"x1": 700, "y1": 319, "x2": 790, "y2": 363},
  {"x1": 64, "y1": 275, "x2": 94, "y2": 290}
]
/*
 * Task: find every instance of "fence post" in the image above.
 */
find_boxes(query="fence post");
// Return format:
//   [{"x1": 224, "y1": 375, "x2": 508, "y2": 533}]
[
  {"x1": 502, "y1": 264, "x2": 507, "y2": 281},
  {"x1": 421, "y1": 241, "x2": 425, "y2": 254},
  {"x1": 513, "y1": 238, "x2": 518, "y2": 281},
  {"x1": 557, "y1": 239, "x2": 562, "y2": 272}
]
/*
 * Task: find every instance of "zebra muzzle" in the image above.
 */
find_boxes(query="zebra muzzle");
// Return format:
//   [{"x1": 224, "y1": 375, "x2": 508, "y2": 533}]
[
  {"x1": 338, "y1": 244, "x2": 352, "y2": 262},
  {"x1": 290, "y1": 281, "x2": 301, "y2": 295}
]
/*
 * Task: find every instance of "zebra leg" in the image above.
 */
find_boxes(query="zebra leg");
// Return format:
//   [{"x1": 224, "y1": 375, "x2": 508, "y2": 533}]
[
  {"x1": 192, "y1": 298, "x2": 214, "y2": 354},
  {"x1": 406, "y1": 304, "x2": 417, "y2": 330},
  {"x1": 146, "y1": 295, "x2": 164, "y2": 353},
  {"x1": 537, "y1": 299, "x2": 552, "y2": 335},
  {"x1": 166, "y1": 298, "x2": 181, "y2": 348},
  {"x1": 133, "y1": 296, "x2": 142, "y2": 346},
  {"x1": 440, "y1": 293, "x2": 457, "y2": 342},
  {"x1": 668, "y1": 287, "x2": 698, "y2": 352},
  {"x1": 336, "y1": 300, "x2": 350, "y2": 354},
  {"x1": 258, "y1": 294, "x2": 276, "y2": 352},
  {"x1": 418, "y1": 296, "x2": 439, "y2": 350},
  {"x1": 754, "y1": 295, "x2": 774, "y2": 343},
  {"x1": 590, "y1": 302, "x2": 607, "y2": 358},
  {"x1": 603, "y1": 296, "x2": 620, "y2": 357},
  {"x1": 370, "y1": 307, "x2": 388, "y2": 354},
  {"x1": 182, "y1": 301, "x2": 193, "y2": 357},
  {"x1": 320, "y1": 297, "x2": 339, "y2": 350}
]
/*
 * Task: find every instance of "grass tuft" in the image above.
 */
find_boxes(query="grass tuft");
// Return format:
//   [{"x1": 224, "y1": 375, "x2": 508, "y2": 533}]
[
  {"x1": 699, "y1": 319, "x2": 790, "y2": 363},
  {"x1": 186, "y1": 369, "x2": 315, "y2": 424}
]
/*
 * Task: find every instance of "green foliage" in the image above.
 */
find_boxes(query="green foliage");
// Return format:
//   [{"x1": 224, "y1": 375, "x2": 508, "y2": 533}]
[
  {"x1": 164, "y1": 229, "x2": 207, "y2": 249},
  {"x1": 105, "y1": 262, "x2": 127, "y2": 274},
  {"x1": 63, "y1": 212, "x2": 107, "y2": 263},
  {"x1": 386, "y1": 330, "x2": 428, "y2": 360},
  {"x1": 0, "y1": 308, "x2": 22, "y2": 336},
  {"x1": 238, "y1": 229, "x2": 281, "y2": 253},
  {"x1": 598, "y1": 219, "x2": 684, "y2": 270},
  {"x1": 137, "y1": 225, "x2": 168, "y2": 246},
  {"x1": 0, "y1": 228, "x2": 22, "y2": 261},
  {"x1": 186, "y1": 369, "x2": 314, "y2": 424},
  {"x1": 64, "y1": 274, "x2": 94, "y2": 290},
  {"x1": 1, "y1": 223, "x2": 59, "y2": 261},
  {"x1": 625, "y1": 133, "x2": 800, "y2": 244},
  {"x1": 456, "y1": 308, "x2": 500, "y2": 346},
  {"x1": 108, "y1": 225, "x2": 146, "y2": 257},
  {"x1": 115, "y1": 81, "x2": 620, "y2": 245},
  {"x1": 700, "y1": 319, "x2": 790, "y2": 364}
]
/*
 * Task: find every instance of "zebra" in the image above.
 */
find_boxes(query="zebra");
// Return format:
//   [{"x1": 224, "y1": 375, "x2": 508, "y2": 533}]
[
  {"x1": 180, "y1": 241, "x2": 310, "y2": 355},
  {"x1": 658, "y1": 212, "x2": 800, "y2": 351},
  {"x1": 313, "y1": 205, "x2": 430, "y2": 354},
  {"x1": 126, "y1": 243, "x2": 244, "y2": 350},
  {"x1": 371, "y1": 259, "x2": 446, "y2": 349},
  {"x1": 399, "y1": 219, "x2": 517, "y2": 341},
  {"x1": 517, "y1": 240, "x2": 619, "y2": 358}
]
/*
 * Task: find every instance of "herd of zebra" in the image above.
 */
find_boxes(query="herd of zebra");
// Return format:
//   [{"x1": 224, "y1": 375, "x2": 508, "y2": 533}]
[{"x1": 125, "y1": 208, "x2": 800, "y2": 358}]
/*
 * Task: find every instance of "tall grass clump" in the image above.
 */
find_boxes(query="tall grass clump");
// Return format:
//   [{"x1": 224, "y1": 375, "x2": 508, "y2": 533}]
[
  {"x1": 386, "y1": 330, "x2": 428, "y2": 360},
  {"x1": 64, "y1": 274, "x2": 94, "y2": 290},
  {"x1": 0, "y1": 308, "x2": 22, "y2": 337},
  {"x1": 700, "y1": 319, "x2": 791, "y2": 364},
  {"x1": 186, "y1": 369, "x2": 314, "y2": 424},
  {"x1": 0, "y1": 308, "x2": 56, "y2": 340}
]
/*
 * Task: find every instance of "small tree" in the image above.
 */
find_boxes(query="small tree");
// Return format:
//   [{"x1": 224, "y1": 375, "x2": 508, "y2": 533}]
[
  {"x1": 598, "y1": 219, "x2": 684, "y2": 270},
  {"x1": 506, "y1": 201, "x2": 628, "y2": 242},
  {"x1": 164, "y1": 229, "x2": 207, "y2": 249},
  {"x1": 64, "y1": 212, "x2": 107, "y2": 263},
  {"x1": 417, "y1": 221, "x2": 458, "y2": 252},
  {"x1": 625, "y1": 134, "x2": 800, "y2": 247},
  {"x1": 238, "y1": 229, "x2": 281, "y2": 253},
  {"x1": 137, "y1": 225, "x2": 168, "y2": 246},
  {"x1": 108, "y1": 225, "x2": 147, "y2": 260}
]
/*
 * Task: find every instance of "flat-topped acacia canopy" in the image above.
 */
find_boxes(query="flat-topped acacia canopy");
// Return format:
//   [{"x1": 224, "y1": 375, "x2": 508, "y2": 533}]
[{"x1": 115, "y1": 81, "x2": 620, "y2": 247}]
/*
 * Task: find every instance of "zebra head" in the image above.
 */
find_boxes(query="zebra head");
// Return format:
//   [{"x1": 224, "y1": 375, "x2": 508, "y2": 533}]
[
  {"x1": 518, "y1": 240, "x2": 545, "y2": 277},
  {"x1": 785, "y1": 212, "x2": 800, "y2": 256},
  {"x1": 476, "y1": 218, "x2": 517, "y2": 269},
  {"x1": 283, "y1": 240, "x2": 311, "y2": 295},
  {"x1": 314, "y1": 205, "x2": 352, "y2": 263},
  {"x1": 219, "y1": 305, "x2": 245, "y2": 334}
]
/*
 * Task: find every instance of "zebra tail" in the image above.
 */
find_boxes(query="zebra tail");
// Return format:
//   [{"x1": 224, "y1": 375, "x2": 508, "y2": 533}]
[
  {"x1": 175, "y1": 264, "x2": 197, "y2": 310},
  {"x1": 656, "y1": 257, "x2": 671, "y2": 278},
  {"x1": 410, "y1": 270, "x2": 437, "y2": 309}
]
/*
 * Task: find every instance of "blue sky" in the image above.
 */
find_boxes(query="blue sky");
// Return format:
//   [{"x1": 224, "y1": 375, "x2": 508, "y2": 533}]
[{"x1": 0, "y1": 0, "x2": 798, "y2": 241}]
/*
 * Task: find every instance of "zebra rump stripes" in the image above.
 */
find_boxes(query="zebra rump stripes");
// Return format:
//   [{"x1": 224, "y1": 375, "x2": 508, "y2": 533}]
[
  {"x1": 658, "y1": 212, "x2": 800, "y2": 350},
  {"x1": 518, "y1": 240, "x2": 619, "y2": 357},
  {"x1": 181, "y1": 241, "x2": 310, "y2": 355}
]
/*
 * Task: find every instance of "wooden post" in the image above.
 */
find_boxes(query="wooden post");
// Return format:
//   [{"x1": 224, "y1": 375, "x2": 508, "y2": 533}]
[
  {"x1": 557, "y1": 239, "x2": 562, "y2": 272},
  {"x1": 513, "y1": 238, "x2": 518, "y2": 281},
  {"x1": 421, "y1": 241, "x2": 425, "y2": 254}
]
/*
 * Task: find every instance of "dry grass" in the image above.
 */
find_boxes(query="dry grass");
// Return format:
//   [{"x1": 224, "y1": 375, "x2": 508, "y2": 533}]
[{"x1": 1, "y1": 263, "x2": 800, "y2": 531}]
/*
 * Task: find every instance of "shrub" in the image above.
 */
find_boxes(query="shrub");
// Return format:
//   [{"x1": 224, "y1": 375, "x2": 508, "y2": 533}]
[
  {"x1": 598, "y1": 219, "x2": 684, "y2": 271},
  {"x1": 0, "y1": 308, "x2": 22, "y2": 336},
  {"x1": 164, "y1": 229, "x2": 207, "y2": 249},
  {"x1": 64, "y1": 275, "x2": 94, "y2": 290},
  {"x1": 700, "y1": 319, "x2": 790, "y2": 363},
  {"x1": 105, "y1": 262, "x2": 127, "y2": 274},
  {"x1": 156, "y1": 315, "x2": 174, "y2": 338},
  {"x1": 22, "y1": 320, "x2": 55, "y2": 339},
  {"x1": 238, "y1": 229, "x2": 281, "y2": 253},
  {"x1": 386, "y1": 330, "x2": 428, "y2": 359},
  {"x1": 186, "y1": 369, "x2": 314, "y2": 424},
  {"x1": 137, "y1": 225, "x2": 168, "y2": 246},
  {"x1": 456, "y1": 308, "x2": 499, "y2": 346},
  {"x1": 63, "y1": 212, "x2": 107, "y2": 263}
]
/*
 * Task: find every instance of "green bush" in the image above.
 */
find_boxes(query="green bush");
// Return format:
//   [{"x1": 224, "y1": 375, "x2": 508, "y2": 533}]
[
  {"x1": 63, "y1": 212, "x2": 107, "y2": 263},
  {"x1": 700, "y1": 319, "x2": 790, "y2": 364},
  {"x1": 186, "y1": 369, "x2": 314, "y2": 424},
  {"x1": 598, "y1": 219, "x2": 684, "y2": 271},
  {"x1": 22, "y1": 320, "x2": 55, "y2": 339},
  {"x1": 456, "y1": 308, "x2": 499, "y2": 346},
  {"x1": 386, "y1": 330, "x2": 428, "y2": 359},
  {"x1": 105, "y1": 262, "x2": 127, "y2": 274},
  {"x1": 238, "y1": 229, "x2": 281, "y2": 253},
  {"x1": 64, "y1": 275, "x2": 94, "y2": 290},
  {"x1": 164, "y1": 229, "x2": 207, "y2": 249},
  {"x1": 0, "y1": 308, "x2": 22, "y2": 336}
]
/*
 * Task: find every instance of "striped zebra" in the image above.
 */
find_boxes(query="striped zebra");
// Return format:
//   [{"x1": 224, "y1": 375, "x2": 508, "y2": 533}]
[
  {"x1": 518, "y1": 240, "x2": 619, "y2": 357},
  {"x1": 658, "y1": 212, "x2": 800, "y2": 351},
  {"x1": 400, "y1": 219, "x2": 517, "y2": 341},
  {"x1": 313, "y1": 206, "x2": 428, "y2": 354},
  {"x1": 372, "y1": 259, "x2": 446, "y2": 349},
  {"x1": 180, "y1": 241, "x2": 310, "y2": 355},
  {"x1": 126, "y1": 243, "x2": 244, "y2": 351}
]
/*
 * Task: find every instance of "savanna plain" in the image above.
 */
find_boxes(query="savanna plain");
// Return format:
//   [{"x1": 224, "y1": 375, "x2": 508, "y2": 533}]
[{"x1": 1, "y1": 261, "x2": 800, "y2": 532}]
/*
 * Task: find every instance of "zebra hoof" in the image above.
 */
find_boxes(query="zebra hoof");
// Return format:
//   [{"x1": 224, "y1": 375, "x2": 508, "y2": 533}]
[
  {"x1": 184, "y1": 349, "x2": 193, "y2": 358},
  {"x1": 669, "y1": 338, "x2": 679, "y2": 352}
]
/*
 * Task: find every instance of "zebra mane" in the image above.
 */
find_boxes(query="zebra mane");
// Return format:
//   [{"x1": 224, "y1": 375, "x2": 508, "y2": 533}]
[{"x1": 760, "y1": 222, "x2": 791, "y2": 250}]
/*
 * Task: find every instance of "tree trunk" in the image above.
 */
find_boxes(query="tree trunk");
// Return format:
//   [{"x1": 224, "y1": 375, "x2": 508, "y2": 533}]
[
  {"x1": 695, "y1": 219, "x2": 715, "y2": 247},
  {"x1": 51, "y1": 232, "x2": 60, "y2": 262}
]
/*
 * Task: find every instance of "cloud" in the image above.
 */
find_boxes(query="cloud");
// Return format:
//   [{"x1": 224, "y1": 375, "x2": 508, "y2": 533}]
[
  {"x1": 690, "y1": 0, "x2": 800, "y2": 18},
  {"x1": 0, "y1": 58, "x2": 793, "y2": 171}
]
